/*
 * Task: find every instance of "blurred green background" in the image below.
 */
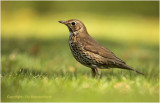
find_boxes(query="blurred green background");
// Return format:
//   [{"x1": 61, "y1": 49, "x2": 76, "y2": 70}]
[
  {"x1": 2, "y1": 1, "x2": 159, "y2": 44},
  {"x1": 1, "y1": 1, "x2": 159, "y2": 102}
]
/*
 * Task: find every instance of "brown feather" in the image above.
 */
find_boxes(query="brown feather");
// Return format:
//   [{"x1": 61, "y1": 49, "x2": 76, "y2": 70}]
[
  {"x1": 59, "y1": 19, "x2": 144, "y2": 75},
  {"x1": 79, "y1": 34, "x2": 126, "y2": 64}
]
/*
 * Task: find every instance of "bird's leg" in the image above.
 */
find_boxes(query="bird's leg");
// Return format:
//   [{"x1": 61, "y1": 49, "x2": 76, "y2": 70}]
[
  {"x1": 91, "y1": 68, "x2": 96, "y2": 78},
  {"x1": 96, "y1": 68, "x2": 101, "y2": 79}
]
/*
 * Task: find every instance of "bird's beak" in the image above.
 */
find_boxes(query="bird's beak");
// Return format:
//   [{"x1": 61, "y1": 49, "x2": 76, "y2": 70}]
[{"x1": 58, "y1": 20, "x2": 67, "y2": 24}]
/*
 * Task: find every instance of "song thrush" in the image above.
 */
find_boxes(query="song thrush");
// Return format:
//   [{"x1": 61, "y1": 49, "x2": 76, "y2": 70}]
[{"x1": 59, "y1": 19, "x2": 143, "y2": 78}]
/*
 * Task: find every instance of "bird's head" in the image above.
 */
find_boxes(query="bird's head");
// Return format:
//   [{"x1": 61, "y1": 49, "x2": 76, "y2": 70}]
[{"x1": 58, "y1": 19, "x2": 87, "y2": 33}]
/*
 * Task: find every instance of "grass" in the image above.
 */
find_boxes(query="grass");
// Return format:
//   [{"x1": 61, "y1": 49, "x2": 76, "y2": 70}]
[
  {"x1": 1, "y1": 37, "x2": 159, "y2": 102},
  {"x1": 1, "y1": 2, "x2": 159, "y2": 101}
]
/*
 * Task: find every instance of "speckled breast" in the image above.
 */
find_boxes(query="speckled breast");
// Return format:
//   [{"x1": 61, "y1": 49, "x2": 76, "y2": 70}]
[{"x1": 68, "y1": 33, "x2": 104, "y2": 68}]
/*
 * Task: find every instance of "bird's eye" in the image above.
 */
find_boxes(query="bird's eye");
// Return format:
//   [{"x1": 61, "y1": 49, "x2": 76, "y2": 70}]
[{"x1": 71, "y1": 22, "x2": 75, "y2": 26}]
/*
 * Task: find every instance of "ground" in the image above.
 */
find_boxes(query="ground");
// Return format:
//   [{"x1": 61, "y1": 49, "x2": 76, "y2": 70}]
[
  {"x1": 1, "y1": 37, "x2": 159, "y2": 102},
  {"x1": 1, "y1": 1, "x2": 159, "y2": 102}
]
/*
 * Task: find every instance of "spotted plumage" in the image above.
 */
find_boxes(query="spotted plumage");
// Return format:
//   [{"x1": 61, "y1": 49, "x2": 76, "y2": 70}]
[{"x1": 59, "y1": 19, "x2": 143, "y2": 78}]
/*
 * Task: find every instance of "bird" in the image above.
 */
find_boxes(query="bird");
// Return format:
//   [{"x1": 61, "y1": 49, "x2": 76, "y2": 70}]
[{"x1": 58, "y1": 19, "x2": 144, "y2": 78}]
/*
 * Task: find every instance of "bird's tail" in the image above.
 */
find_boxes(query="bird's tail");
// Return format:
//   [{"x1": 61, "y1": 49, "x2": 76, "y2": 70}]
[{"x1": 120, "y1": 64, "x2": 144, "y2": 75}]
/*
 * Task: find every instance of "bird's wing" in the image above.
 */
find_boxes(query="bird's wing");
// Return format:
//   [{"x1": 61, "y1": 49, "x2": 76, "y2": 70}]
[{"x1": 80, "y1": 35, "x2": 126, "y2": 64}]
